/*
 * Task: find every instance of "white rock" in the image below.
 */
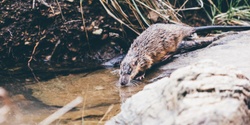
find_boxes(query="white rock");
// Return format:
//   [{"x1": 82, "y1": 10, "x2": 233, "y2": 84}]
[{"x1": 106, "y1": 60, "x2": 250, "y2": 125}]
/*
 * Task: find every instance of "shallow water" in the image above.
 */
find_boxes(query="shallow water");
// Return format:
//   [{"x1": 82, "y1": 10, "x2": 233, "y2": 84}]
[{"x1": 0, "y1": 67, "x2": 149, "y2": 124}]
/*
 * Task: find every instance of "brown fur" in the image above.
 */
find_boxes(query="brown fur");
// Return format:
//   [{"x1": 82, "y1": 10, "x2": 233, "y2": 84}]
[{"x1": 119, "y1": 24, "x2": 195, "y2": 86}]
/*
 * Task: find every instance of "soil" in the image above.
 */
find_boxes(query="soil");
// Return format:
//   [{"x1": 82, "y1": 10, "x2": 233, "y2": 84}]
[
  {"x1": 0, "y1": 0, "x2": 213, "y2": 70},
  {"x1": 0, "y1": 0, "x2": 136, "y2": 72}
]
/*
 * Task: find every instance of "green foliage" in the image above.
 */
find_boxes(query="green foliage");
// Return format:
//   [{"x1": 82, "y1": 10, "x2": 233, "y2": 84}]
[{"x1": 204, "y1": 0, "x2": 250, "y2": 25}]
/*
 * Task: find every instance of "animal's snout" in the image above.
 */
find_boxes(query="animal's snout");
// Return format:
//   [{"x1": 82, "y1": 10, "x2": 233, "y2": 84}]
[
  {"x1": 119, "y1": 75, "x2": 130, "y2": 86},
  {"x1": 120, "y1": 81, "x2": 128, "y2": 86}
]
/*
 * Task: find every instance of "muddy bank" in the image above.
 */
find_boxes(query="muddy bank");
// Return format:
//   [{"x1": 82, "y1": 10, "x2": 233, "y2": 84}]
[
  {"x1": 0, "y1": 0, "x2": 135, "y2": 72},
  {"x1": 0, "y1": 0, "x2": 138, "y2": 86}
]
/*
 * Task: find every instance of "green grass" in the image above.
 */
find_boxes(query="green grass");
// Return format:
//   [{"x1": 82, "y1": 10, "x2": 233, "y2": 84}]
[{"x1": 205, "y1": 0, "x2": 250, "y2": 25}]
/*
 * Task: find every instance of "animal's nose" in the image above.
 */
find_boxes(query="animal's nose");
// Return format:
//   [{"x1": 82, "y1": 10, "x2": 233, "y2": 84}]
[
  {"x1": 120, "y1": 81, "x2": 127, "y2": 86},
  {"x1": 119, "y1": 75, "x2": 129, "y2": 86}
]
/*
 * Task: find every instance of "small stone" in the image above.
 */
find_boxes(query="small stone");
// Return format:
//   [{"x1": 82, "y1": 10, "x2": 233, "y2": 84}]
[
  {"x1": 24, "y1": 42, "x2": 32, "y2": 45},
  {"x1": 94, "y1": 86, "x2": 104, "y2": 90},
  {"x1": 92, "y1": 29, "x2": 103, "y2": 35}
]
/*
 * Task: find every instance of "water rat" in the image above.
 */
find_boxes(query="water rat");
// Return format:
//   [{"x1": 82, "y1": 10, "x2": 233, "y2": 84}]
[{"x1": 119, "y1": 23, "x2": 250, "y2": 86}]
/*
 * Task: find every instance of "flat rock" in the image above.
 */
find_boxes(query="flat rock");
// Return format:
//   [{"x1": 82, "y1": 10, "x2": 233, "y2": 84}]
[{"x1": 161, "y1": 30, "x2": 250, "y2": 78}]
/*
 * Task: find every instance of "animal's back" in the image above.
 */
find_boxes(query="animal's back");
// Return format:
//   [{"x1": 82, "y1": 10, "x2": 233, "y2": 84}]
[{"x1": 129, "y1": 24, "x2": 194, "y2": 63}]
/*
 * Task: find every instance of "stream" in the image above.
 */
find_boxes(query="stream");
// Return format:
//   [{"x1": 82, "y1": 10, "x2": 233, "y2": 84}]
[{"x1": 0, "y1": 65, "x2": 153, "y2": 125}]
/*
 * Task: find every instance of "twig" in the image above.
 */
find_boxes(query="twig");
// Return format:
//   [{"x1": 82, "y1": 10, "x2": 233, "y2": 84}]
[
  {"x1": 33, "y1": 0, "x2": 35, "y2": 9},
  {"x1": 39, "y1": 96, "x2": 83, "y2": 125},
  {"x1": 98, "y1": 104, "x2": 114, "y2": 124},
  {"x1": 46, "y1": 39, "x2": 61, "y2": 61},
  {"x1": 55, "y1": 0, "x2": 65, "y2": 21},
  {"x1": 110, "y1": 0, "x2": 131, "y2": 25},
  {"x1": 159, "y1": 1, "x2": 176, "y2": 12},
  {"x1": 100, "y1": 0, "x2": 140, "y2": 35},
  {"x1": 32, "y1": 0, "x2": 54, "y2": 15},
  {"x1": 135, "y1": 0, "x2": 181, "y2": 25},
  {"x1": 132, "y1": 0, "x2": 150, "y2": 26},
  {"x1": 64, "y1": 20, "x2": 81, "y2": 24},
  {"x1": 28, "y1": 42, "x2": 40, "y2": 82},
  {"x1": 156, "y1": 1, "x2": 181, "y2": 22},
  {"x1": 52, "y1": 39, "x2": 60, "y2": 54},
  {"x1": 39, "y1": 0, "x2": 50, "y2": 7},
  {"x1": 7, "y1": 29, "x2": 13, "y2": 37},
  {"x1": 125, "y1": 0, "x2": 146, "y2": 29},
  {"x1": 207, "y1": 0, "x2": 222, "y2": 13},
  {"x1": 175, "y1": 0, "x2": 204, "y2": 11},
  {"x1": 33, "y1": 0, "x2": 51, "y2": 8},
  {"x1": 80, "y1": 0, "x2": 90, "y2": 42},
  {"x1": 111, "y1": 0, "x2": 128, "y2": 18},
  {"x1": 81, "y1": 84, "x2": 89, "y2": 124}
]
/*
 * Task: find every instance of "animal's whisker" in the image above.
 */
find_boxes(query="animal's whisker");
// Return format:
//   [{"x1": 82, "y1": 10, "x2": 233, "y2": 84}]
[{"x1": 132, "y1": 83, "x2": 138, "y2": 87}]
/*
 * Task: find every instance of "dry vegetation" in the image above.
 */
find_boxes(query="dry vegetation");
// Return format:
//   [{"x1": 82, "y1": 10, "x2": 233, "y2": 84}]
[{"x1": 99, "y1": 0, "x2": 250, "y2": 34}]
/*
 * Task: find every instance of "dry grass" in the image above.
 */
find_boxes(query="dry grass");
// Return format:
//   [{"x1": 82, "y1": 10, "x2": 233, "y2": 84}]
[
  {"x1": 100, "y1": 0, "x2": 250, "y2": 33},
  {"x1": 100, "y1": 0, "x2": 204, "y2": 34}
]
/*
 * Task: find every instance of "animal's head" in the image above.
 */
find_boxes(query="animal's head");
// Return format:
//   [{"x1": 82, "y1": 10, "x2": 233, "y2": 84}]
[{"x1": 119, "y1": 58, "x2": 140, "y2": 86}]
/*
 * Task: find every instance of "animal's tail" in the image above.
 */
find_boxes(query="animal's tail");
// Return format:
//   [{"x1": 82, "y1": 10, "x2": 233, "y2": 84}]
[{"x1": 194, "y1": 25, "x2": 250, "y2": 32}]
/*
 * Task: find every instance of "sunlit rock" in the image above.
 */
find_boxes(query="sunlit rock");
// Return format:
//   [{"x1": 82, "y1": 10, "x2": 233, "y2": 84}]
[{"x1": 106, "y1": 60, "x2": 250, "y2": 125}]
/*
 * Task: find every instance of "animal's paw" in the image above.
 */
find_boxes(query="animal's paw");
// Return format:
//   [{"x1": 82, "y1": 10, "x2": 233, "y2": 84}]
[
  {"x1": 161, "y1": 54, "x2": 172, "y2": 61},
  {"x1": 135, "y1": 73, "x2": 145, "y2": 81}
]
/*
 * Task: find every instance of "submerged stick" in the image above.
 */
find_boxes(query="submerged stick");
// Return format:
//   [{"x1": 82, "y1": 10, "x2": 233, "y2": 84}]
[{"x1": 39, "y1": 96, "x2": 83, "y2": 125}]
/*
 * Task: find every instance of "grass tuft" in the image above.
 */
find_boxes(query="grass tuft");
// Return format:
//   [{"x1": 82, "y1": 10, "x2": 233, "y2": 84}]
[{"x1": 205, "y1": 0, "x2": 250, "y2": 25}]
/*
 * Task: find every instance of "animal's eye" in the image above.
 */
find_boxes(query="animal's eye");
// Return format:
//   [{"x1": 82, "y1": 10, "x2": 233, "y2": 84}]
[{"x1": 126, "y1": 68, "x2": 132, "y2": 75}]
